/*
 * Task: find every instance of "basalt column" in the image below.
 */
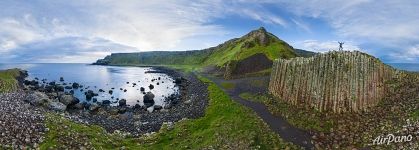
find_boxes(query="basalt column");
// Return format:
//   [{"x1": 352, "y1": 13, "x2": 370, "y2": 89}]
[{"x1": 268, "y1": 51, "x2": 395, "y2": 113}]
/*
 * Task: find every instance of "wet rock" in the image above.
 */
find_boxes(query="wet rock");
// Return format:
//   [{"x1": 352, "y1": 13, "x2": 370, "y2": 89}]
[
  {"x1": 154, "y1": 105, "x2": 163, "y2": 110},
  {"x1": 49, "y1": 81, "x2": 56, "y2": 86},
  {"x1": 93, "y1": 98, "x2": 97, "y2": 102},
  {"x1": 65, "y1": 86, "x2": 72, "y2": 89},
  {"x1": 72, "y1": 82, "x2": 80, "y2": 89},
  {"x1": 143, "y1": 92, "x2": 155, "y2": 108},
  {"x1": 102, "y1": 100, "x2": 111, "y2": 105},
  {"x1": 134, "y1": 104, "x2": 141, "y2": 109},
  {"x1": 85, "y1": 90, "x2": 95, "y2": 100},
  {"x1": 119, "y1": 99, "x2": 126, "y2": 106},
  {"x1": 174, "y1": 77, "x2": 182, "y2": 84}
]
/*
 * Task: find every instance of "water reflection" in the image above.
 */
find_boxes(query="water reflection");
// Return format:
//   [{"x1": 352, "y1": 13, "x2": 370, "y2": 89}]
[{"x1": 0, "y1": 63, "x2": 179, "y2": 107}]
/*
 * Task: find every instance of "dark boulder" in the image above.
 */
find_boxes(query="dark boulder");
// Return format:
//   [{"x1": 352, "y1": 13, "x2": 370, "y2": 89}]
[
  {"x1": 72, "y1": 83, "x2": 80, "y2": 89},
  {"x1": 102, "y1": 100, "x2": 111, "y2": 105},
  {"x1": 149, "y1": 84, "x2": 154, "y2": 90},
  {"x1": 59, "y1": 77, "x2": 64, "y2": 82},
  {"x1": 109, "y1": 90, "x2": 113, "y2": 94},
  {"x1": 119, "y1": 99, "x2": 126, "y2": 106},
  {"x1": 140, "y1": 87, "x2": 145, "y2": 91},
  {"x1": 143, "y1": 92, "x2": 155, "y2": 108},
  {"x1": 85, "y1": 90, "x2": 95, "y2": 100},
  {"x1": 174, "y1": 77, "x2": 182, "y2": 85},
  {"x1": 154, "y1": 105, "x2": 163, "y2": 110}
]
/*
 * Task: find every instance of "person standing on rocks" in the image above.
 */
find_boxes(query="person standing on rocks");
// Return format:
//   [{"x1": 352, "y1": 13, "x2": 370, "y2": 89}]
[{"x1": 338, "y1": 42, "x2": 344, "y2": 51}]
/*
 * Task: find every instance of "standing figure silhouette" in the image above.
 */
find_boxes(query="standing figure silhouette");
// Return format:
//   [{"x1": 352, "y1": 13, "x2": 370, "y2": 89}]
[{"x1": 338, "y1": 42, "x2": 344, "y2": 51}]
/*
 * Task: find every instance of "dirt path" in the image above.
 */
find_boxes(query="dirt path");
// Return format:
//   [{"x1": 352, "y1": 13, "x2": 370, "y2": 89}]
[{"x1": 203, "y1": 75, "x2": 314, "y2": 149}]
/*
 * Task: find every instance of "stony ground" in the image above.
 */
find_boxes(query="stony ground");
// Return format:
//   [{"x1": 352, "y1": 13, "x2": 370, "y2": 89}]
[
  {"x1": 0, "y1": 67, "x2": 209, "y2": 149},
  {"x1": 0, "y1": 92, "x2": 47, "y2": 149},
  {"x1": 63, "y1": 72, "x2": 208, "y2": 136}
]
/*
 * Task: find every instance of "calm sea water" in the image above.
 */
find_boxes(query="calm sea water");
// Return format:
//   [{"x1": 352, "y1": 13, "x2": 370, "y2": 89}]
[
  {"x1": 388, "y1": 63, "x2": 419, "y2": 72},
  {"x1": 0, "y1": 63, "x2": 179, "y2": 107}
]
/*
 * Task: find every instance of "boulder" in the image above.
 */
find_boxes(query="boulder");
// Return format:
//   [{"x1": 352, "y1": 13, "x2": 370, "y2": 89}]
[
  {"x1": 85, "y1": 90, "x2": 95, "y2": 100},
  {"x1": 59, "y1": 77, "x2": 64, "y2": 82},
  {"x1": 102, "y1": 100, "x2": 111, "y2": 105},
  {"x1": 174, "y1": 77, "x2": 182, "y2": 85},
  {"x1": 148, "y1": 84, "x2": 154, "y2": 90},
  {"x1": 119, "y1": 99, "x2": 127, "y2": 106},
  {"x1": 49, "y1": 81, "x2": 56, "y2": 86},
  {"x1": 59, "y1": 94, "x2": 79, "y2": 106},
  {"x1": 26, "y1": 92, "x2": 51, "y2": 106},
  {"x1": 72, "y1": 83, "x2": 80, "y2": 89},
  {"x1": 64, "y1": 86, "x2": 72, "y2": 89},
  {"x1": 108, "y1": 90, "x2": 113, "y2": 94},
  {"x1": 140, "y1": 87, "x2": 145, "y2": 91},
  {"x1": 48, "y1": 102, "x2": 67, "y2": 111},
  {"x1": 154, "y1": 105, "x2": 163, "y2": 110},
  {"x1": 143, "y1": 92, "x2": 155, "y2": 108}
]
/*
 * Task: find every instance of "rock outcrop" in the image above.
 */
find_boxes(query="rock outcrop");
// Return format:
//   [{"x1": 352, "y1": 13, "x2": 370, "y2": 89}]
[{"x1": 269, "y1": 51, "x2": 396, "y2": 113}]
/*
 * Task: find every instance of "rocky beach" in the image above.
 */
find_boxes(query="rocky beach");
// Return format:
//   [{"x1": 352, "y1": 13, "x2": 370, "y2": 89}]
[{"x1": 0, "y1": 66, "x2": 209, "y2": 148}]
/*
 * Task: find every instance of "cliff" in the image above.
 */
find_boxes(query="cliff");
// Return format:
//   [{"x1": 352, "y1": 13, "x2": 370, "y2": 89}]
[
  {"x1": 269, "y1": 51, "x2": 396, "y2": 113},
  {"x1": 94, "y1": 27, "x2": 308, "y2": 78}
]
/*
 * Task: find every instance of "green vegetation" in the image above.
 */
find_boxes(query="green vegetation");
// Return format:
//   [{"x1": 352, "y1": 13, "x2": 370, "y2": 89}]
[
  {"x1": 239, "y1": 93, "x2": 335, "y2": 132},
  {"x1": 40, "y1": 76, "x2": 298, "y2": 149},
  {"x1": 40, "y1": 113, "x2": 140, "y2": 149},
  {"x1": 96, "y1": 28, "x2": 298, "y2": 74},
  {"x1": 220, "y1": 82, "x2": 235, "y2": 90},
  {"x1": 0, "y1": 69, "x2": 22, "y2": 93}
]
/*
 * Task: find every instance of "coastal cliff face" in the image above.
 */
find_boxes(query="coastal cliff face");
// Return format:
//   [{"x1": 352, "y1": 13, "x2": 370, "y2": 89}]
[{"x1": 269, "y1": 51, "x2": 396, "y2": 113}]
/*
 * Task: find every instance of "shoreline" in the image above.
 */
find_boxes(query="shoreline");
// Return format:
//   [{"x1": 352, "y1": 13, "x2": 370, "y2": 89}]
[{"x1": 0, "y1": 65, "x2": 209, "y2": 148}]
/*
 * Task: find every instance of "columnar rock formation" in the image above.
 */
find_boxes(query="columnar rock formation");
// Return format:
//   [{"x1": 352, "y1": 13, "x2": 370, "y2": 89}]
[{"x1": 269, "y1": 51, "x2": 395, "y2": 113}]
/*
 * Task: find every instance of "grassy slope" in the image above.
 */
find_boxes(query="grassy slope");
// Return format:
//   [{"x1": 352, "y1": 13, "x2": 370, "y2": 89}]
[
  {"x1": 40, "y1": 76, "x2": 299, "y2": 149},
  {"x1": 0, "y1": 69, "x2": 22, "y2": 93},
  {"x1": 203, "y1": 36, "x2": 296, "y2": 67},
  {"x1": 101, "y1": 28, "x2": 297, "y2": 70}
]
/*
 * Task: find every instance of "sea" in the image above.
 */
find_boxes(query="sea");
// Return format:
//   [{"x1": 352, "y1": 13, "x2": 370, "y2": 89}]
[{"x1": 0, "y1": 63, "x2": 179, "y2": 107}]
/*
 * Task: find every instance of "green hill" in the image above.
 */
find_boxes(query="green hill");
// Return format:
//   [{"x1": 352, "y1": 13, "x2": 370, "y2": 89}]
[{"x1": 94, "y1": 27, "x2": 305, "y2": 78}]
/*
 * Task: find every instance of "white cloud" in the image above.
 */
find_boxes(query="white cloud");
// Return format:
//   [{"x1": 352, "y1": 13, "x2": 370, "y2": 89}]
[
  {"x1": 296, "y1": 40, "x2": 361, "y2": 53},
  {"x1": 279, "y1": 0, "x2": 419, "y2": 43},
  {"x1": 390, "y1": 45, "x2": 419, "y2": 62}
]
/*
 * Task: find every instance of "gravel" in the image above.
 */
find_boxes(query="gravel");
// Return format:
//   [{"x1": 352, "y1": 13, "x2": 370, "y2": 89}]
[{"x1": 0, "y1": 92, "x2": 46, "y2": 149}]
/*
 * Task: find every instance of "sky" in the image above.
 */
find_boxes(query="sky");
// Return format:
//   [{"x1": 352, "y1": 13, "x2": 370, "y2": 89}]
[{"x1": 0, "y1": 0, "x2": 418, "y2": 63}]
